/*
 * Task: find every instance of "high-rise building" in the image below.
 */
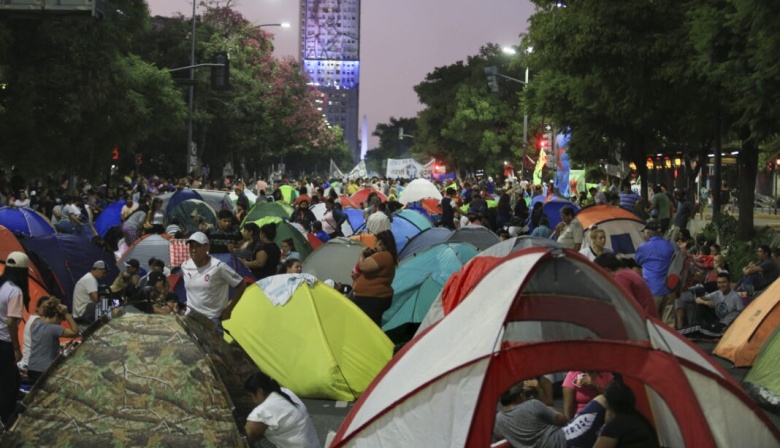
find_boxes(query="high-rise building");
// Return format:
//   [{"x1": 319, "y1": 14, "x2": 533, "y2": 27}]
[{"x1": 300, "y1": 0, "x2": 361, "y2": 163}]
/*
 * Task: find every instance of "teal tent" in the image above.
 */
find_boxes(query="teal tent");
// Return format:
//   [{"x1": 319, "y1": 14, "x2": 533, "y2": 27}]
[{"x1": 381, "y1": 243, "x2": 478, "y2": 342}]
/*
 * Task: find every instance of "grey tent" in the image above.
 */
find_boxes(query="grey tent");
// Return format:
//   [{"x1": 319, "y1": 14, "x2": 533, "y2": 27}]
[
  {"x1": 478, "y1": 235, "x2": 564, "y2": 258},
  {"x1": 398, "y1": 227, "x2": 453, "y2": 261},
  {"x1": 303, "y1": 237, "x2": 366, "y2": 285},
  {"x1": 443, "y1": 225, "x2": 500, "y2": 250}
]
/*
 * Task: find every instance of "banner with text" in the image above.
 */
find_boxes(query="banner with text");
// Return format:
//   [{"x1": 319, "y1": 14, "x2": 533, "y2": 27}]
[{"x1": 386, "y1": 158, "x2": 436, "y2": 179}]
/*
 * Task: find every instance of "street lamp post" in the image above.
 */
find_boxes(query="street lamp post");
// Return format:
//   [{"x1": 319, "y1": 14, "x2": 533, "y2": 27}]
[
  {"x1": 184, "y1": 17, "x2": 290, "y2": 175},
  {"x1": 501, "y1": 46, "x2": 532, "y2": 179},
  {"x1": 186, "y1": 0, "x2": 197, "y2": 175}
]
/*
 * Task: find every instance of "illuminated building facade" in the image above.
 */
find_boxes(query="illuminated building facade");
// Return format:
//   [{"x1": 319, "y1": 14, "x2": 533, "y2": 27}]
[{"x1": 300, "y1": 0, "x2": 361, "y2": 162}]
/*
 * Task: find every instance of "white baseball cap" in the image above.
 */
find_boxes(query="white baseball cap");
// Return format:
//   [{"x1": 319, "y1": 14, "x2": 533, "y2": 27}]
[
  {"x1": 6, "y1": 251, "x2": 29, "y2": 269},
  {"x1": 187, "y1": 232, "x2": 209, "y2": 245}
]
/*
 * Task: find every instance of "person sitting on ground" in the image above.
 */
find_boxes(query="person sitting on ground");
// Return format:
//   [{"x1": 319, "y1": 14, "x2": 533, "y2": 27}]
[
  {"x1": 110, "y1": 258, "x2": 143, "y2": 299},
  {"x1": 493, "y1": 380, "x2": 568, "y2": 448},
  {"x1": 678, "y1": 272, "x2": 743, "y2": 335},
  {"x1": 562, "y1": 370, "x2": 614, "y2": 421},
  {"x1": 72, "y1": 260, "x2": 108, "y2": 324},
  {"x1": 594, "y1": 253, "x2": 657, "y2": 318},
  {"x1": 673, "y1": 254, "x2": 727, "y2": 330},
  {"x1": 27, "y1": 297, "x2": 80, "y2": 382},
  {"x1": 579, "y1": 227, "x2": 612, "y2": 261},
  {"x1": 740, "y1": 244, "x2": 780, "y2": 293},
  {"x1": 130, "y1": 272, "x2": 181, "y2": 315},
  {"x1": 207, "y1": 209, "x2": 243, "y2": 254},
  {"x1": 593, "y1": 380, "x2": 659, "y2": 448},
  {"x1": 244, "y1": 370, "x2": 320, "y2": 447}
]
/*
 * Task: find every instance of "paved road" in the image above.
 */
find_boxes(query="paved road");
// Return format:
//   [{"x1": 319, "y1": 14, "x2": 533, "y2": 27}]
[{"x1": 303, "y1": 398, "x2": 352, "y2": 445}]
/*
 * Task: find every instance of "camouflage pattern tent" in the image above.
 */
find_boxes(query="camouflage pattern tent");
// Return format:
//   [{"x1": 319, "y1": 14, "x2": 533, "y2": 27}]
[{"x1": 2, "y1": 312, "x2": 254, "y2": 448}]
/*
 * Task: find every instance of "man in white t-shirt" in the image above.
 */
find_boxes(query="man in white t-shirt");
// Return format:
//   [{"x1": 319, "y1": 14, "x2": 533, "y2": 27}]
[
  {"x1": 181, "y1": 232, "x2": 247, "y2": 329},
  {"x1": 72, "y1": 260, "x2": 108, "y2": 322}
]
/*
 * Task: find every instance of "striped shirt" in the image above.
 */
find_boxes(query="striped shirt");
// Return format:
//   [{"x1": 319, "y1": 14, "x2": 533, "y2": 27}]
[{"x1": 619, "y1": 192, "x2": 640, "y2": 213}]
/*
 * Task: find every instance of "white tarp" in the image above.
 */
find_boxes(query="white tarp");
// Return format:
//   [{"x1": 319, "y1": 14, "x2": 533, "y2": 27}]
[{"x1": 386, "y1": 158, "x2": 435, "y2": 179}]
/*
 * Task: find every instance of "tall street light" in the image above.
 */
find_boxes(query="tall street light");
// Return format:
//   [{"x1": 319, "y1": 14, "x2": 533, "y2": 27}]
[
  {"x1": 502, "y1": 46, "x2": 532, "y2": 179},
  {"x1": 185, "y1": 10, "x2": 290, "y2": 174},
  {"x1": 255, "y1": 22, "x2": 291, "y2": 29}
]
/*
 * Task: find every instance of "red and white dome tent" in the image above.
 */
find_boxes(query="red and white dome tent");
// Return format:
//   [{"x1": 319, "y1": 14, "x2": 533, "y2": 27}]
[{"x1": 329, "y1": 247, "x2": 780, "y2": 447}]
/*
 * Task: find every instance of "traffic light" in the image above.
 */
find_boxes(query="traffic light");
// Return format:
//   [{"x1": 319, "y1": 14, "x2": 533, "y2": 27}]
[
  {"x1": 484, "y1": 66, "x2": 499, "y2": 93},
  {"x1": 399, "y1": 127, "x2": 404, "y2": 140},
  {"x1": 112, "y1": 146, "x2": 119, "y2": 160},
  {"x1": 211, "y1": 52, "x2": 230, "y2": 90}
]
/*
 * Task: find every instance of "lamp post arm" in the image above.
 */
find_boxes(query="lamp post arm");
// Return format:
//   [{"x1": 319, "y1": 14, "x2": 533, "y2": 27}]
[
  {"x1": 169, "y1": 63, "x2": 225, "y2": 73},
  {"x1": 496, "y1": 73, "x2": 527, "y2": 85}
]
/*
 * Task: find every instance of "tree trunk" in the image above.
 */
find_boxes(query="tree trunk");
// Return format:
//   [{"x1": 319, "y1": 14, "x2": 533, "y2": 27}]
[{"x1": 738, "y1": 139, "x2": 758, "y2": 239}]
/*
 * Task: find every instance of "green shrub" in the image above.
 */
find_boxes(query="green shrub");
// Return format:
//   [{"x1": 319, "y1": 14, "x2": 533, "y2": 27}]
[{"x1": 699, "y1": 214, "x2": 771, "y2": 282}]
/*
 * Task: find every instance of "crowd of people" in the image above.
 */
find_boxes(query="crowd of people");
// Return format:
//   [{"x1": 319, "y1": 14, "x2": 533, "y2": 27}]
[{"x1": 0, "y1": 168, "x2": 765, "y2": 446}]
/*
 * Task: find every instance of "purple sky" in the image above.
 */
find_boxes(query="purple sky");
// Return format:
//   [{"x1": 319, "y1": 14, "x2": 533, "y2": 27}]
[{"x1": 147, "y1": 0, "x2": 534, "y2": 150}]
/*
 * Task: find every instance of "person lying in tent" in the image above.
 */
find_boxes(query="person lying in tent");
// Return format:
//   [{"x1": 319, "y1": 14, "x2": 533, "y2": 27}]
[{"x1": 493, "y1": 377, "x2": 610, "y2": 448}]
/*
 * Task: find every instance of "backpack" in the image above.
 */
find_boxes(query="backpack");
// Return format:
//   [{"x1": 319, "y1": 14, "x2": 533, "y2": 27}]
[{"x1": 666, "y1": 248, "x2": 698, "y2": 292}]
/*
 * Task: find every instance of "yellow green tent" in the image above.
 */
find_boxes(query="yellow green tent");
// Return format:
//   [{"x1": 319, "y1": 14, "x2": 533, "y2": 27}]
[{"x1": 224, "y1": 282, "x2": 394, "y2": 401}]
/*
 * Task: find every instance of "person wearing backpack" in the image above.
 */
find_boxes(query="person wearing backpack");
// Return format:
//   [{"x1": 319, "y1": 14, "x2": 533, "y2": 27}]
[{"x1": 634, "y1": 220, "x2": 676, "y2": 322}]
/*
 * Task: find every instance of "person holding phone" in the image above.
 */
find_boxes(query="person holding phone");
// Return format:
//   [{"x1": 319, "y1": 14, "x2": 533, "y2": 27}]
[{"x1": 562, "y1": 370, "x2": 613, "y2": 421}]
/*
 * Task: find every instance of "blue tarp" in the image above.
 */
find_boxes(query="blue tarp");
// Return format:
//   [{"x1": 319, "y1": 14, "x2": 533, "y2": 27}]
[
  {"x1": 21, "y1": 234, "x2": 120, "y2": 308},
  {"x1": 94, "y1": 200, "x2": 126, "y2": 238}
]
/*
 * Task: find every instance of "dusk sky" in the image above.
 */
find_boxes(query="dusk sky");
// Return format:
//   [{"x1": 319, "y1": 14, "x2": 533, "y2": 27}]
[{"x1": 147, "y1": 0, "x2": 535, "y2": 150}]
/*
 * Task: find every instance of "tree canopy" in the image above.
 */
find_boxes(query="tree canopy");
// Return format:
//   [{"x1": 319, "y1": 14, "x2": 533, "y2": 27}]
[{"x1": 0, "y1": 1, "x2": 348, "y2": 181}]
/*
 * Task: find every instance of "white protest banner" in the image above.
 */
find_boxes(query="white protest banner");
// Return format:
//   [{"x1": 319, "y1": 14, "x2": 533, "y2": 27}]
[
  {"x1": 347, "y1": 160, "x2": 368, "y2": 179},
  {"x1": 386, "y1": 158, "x2": 436, "y2": 179}
]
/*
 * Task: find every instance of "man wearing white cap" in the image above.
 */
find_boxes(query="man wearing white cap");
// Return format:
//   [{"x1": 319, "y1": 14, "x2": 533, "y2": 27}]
[
  {"x1": 1, "y1": 251, "x2": 29, "y2": 425},
  {"x1": 72, "y1": 260, "x2": 108, "y2": 323},
  {"x1": 181, "y1": 232, "x2": 247, "y2": 331}
]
